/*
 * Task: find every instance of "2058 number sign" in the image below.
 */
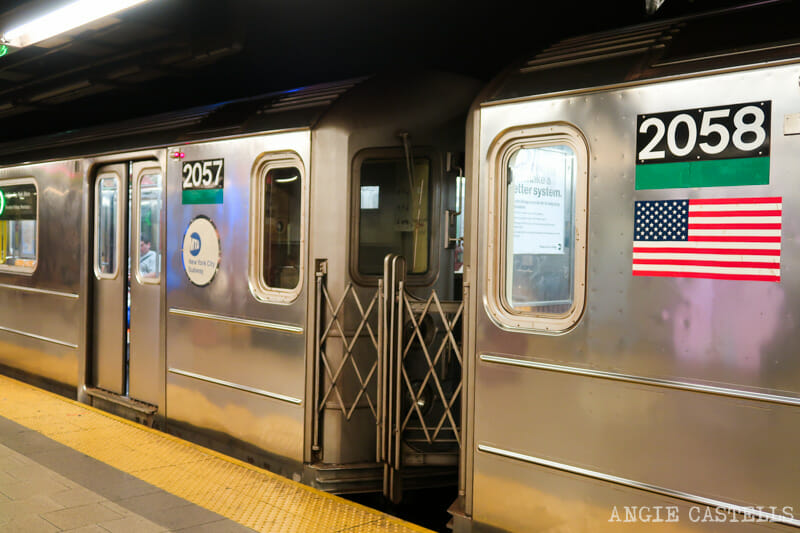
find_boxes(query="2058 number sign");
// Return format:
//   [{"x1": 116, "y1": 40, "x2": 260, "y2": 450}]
[
  {"x1": 635, "y1": 101, "x2": 771, "y2": 190},
  {"x1": 181, "y1": 159, "x2": 224, "y2": 204}
]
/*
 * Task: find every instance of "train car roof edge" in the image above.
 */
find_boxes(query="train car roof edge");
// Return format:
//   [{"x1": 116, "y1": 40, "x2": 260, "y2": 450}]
[
  {"x1": 484, "y1": 0, "x2": 800, "y2": 105},
  {"x1": 0, "y1": 76, "x2": 369, "y2": 167}
]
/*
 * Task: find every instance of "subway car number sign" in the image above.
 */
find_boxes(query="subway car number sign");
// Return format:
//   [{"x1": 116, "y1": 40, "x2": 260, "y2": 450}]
[
  {"x1": 635, "y1": 101, "x2": 770, "y2": 190},
  {"x1": 182, "y1": 159, "x2": 224, "y2": 204}
]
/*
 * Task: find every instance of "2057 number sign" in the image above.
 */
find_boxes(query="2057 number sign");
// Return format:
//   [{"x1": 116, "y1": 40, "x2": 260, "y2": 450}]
[
  {"x1": 182, "y1": 159, "x2": 224, "y2": 190},
  {"x1": 181, "y1": 159, "x2": 224, "y2": 204},
  {"x1": 636, "y1": 101, "x2": 771, "y2": 164}
]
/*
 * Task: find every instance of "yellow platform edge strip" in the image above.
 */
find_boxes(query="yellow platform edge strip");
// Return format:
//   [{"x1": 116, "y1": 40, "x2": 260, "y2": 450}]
[{"x1": 0, "y1": 374, "x2": 434, "y2": 533}]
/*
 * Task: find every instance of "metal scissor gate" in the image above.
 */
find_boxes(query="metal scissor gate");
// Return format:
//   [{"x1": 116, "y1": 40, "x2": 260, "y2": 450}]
[{"x1": 313, "y1": 254, "x2": 464, "y2": 501}]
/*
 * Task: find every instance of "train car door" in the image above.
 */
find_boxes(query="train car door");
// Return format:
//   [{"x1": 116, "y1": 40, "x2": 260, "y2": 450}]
[
  {"x1": 129, "y1": 162, "x2": 163, "y2": 405},
  {"x1": 91, "y1": 161, "x2": 163, "y2": 405},
  {"x1": 92, "y1": 164, "x2": 128, "y2": 394}
]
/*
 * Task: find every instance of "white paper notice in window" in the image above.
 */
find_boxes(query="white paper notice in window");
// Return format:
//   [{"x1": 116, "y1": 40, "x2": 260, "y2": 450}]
[{"x1": 508, "y1": 145, "x2": 573, "y2": 255}]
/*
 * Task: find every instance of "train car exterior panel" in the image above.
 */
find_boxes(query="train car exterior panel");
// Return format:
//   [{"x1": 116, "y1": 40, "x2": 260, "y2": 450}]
[
  {"x1": 0, "y1": 289, "x2": 82, "y2": 351},
  {"x1": 307, "y1": 124, "x2": 388, "y2": 466},
  {"x1": 0, "y1": 161, "x2": 86, "y2": 293},
  {"x1": 0, "y1": 160, "x2": 84, "y2": 387},
  {"x1": 165, "y1": 131, "x2": 310, "y2": 465},
  {"x1": 473, "y1": 359, "x2": 799, "y2": 526},
  {"x1": 475, "y1": 63, "x2": 800, "y2": 394},
  {"x1": 166, "y1": 312, "x2": 306, "y2": 403},
  {"x1": 472, "y1": 451, "x2": 789, "y2": 532},
  {"x1": 166, "y1": 371, "x2": 304, "y2": 468},
  {"x1": 0, "y1": 330, "x2": 79, "y2": 387},
  {"x1": 470, "y1": 60, "x2": 800, "y2": 529},
  {"x1": 165, "y1": 131, "x2": 310, "y2": 324}
]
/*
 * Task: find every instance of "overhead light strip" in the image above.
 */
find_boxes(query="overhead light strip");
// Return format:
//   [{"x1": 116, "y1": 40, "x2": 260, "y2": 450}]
[{"x1": 2, "y1": 0, "x2": 152, "y2": 48}]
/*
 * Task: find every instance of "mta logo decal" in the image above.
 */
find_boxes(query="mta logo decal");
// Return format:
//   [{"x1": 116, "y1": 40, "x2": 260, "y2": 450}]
[{"x1": 189, "y1": 232, "x2": 202, "y2": 256}]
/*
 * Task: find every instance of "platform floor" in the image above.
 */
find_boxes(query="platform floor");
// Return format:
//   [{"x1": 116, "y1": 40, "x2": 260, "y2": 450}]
[{"x1": 0, "y1": 375, "x2": 431, "y2": 533}]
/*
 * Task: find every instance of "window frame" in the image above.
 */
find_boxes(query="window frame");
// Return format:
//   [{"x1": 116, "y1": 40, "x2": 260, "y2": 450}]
[
  {"x1": 133, "y1": 167, "x2": 163, "y2": 285},
  {"x1": 248, "y1": 151, "x2": 305, "y2": 304},
  {"x1": 93, "y1": 172, "x2": 122, "y2": 280},
  {"x1": 0, "y1": 177, "x2": 39, "y2": 275},
  {"x1": 349, "y1": 147, "x2": 442, "y2": 286},
  {"x1": 486, "y1": 123, "x2": 589, "y2": 333}
]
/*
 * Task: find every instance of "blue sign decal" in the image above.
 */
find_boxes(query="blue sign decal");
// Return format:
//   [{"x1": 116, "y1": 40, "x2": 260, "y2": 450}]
[{"x1": 190, "y1": 232, "x2": 202, "y2": 256}]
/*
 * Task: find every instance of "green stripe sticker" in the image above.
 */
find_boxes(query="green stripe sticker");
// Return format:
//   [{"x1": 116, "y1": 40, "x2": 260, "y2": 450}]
[
  {"x1": 182, "y1": 188, "x2": 223, "y2": 204},
  {"x1": 635, "y1": 157, "x2": 769, "y2": 190}
]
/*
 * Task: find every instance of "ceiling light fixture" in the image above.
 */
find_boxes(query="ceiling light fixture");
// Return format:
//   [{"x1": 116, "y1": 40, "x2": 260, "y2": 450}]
[{"x1": 1, "y1": 0, "x2": 152, "y2": 49}]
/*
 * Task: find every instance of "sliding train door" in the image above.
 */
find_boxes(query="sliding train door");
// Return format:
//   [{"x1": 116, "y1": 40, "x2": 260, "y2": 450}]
[
  {"x1": 92, "y1": 164, "x2": 128, "y2": 394},
  {"x1": 129, "y1": 162, "x2": 163, "y2": 405},
  {"x1": 91, "y1": 161, "x2": 163, "y2": 405}
]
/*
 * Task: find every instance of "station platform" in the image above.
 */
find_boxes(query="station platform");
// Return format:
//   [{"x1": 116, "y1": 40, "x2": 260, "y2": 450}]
[{"x1": 0, "y1": 375, "x2": 432, "y2": 533}]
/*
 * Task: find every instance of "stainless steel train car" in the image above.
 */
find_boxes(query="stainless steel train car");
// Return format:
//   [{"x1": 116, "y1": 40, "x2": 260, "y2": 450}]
[
  {"x1": 1, "y1": 2, "x2": 800, "y2": 531},
  {"x1": 454, "y1": 2, "x2": 800, "y2": 531},
  {"x1": 0, "y1": 71, "x2": 480, "y2": 498}
]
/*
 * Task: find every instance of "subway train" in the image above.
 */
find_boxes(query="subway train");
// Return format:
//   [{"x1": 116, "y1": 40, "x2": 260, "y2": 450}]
[{"x1": 0, "y1": 2, "x2": 799, "y2": 531}]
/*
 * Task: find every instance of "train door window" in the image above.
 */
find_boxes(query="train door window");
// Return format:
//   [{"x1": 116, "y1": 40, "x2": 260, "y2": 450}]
[
  {"x1": 249, "y1": 152, "x2": 305, "y2": 303},
  {"x1": 454, "y1": 174, "x2": 466, "y2": 274},
  {"x1": 487, "y1": 125, "x2": 588, "y2": 332},
  {"x1": 353, "y1": 151, "x2": 433, "y2": 278},
  {"x1": 136, "y1": 172, "x2": 162, "y2": 283},
  {"x1": 0, "y1": 179, "x2": 38, "y2": 273},
  {"x1": 95, "y1": 174, "x2": 120, "y2": 278}
]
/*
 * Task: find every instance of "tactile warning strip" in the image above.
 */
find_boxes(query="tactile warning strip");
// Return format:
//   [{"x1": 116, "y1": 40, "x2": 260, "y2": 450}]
[{"x1": 0, "y1": 375, "x2": 432, "y2": 533}]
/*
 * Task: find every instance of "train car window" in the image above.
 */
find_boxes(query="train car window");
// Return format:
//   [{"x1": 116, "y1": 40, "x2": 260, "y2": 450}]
[
  {"x1": 136, "y1": 172, "x2": 161, "y2": 283},
  {"x1": 95, "y1": 175, "x2": 120, "y2": 278},
  {"x1": 356, "y1": 157, "x2": 431, "y2": 275},
  {"x1": 506, "y1": 145, "x2": 575, "y2": 313},
  {"x1": 263, "y1": 167, "x2": 301, "y2": 289},
  {"x1": 0, "y1": 180, "x2": 38, "y2": 273},
  {"x1": 488, "y1": 125, "x2": 588, "y2": 332},
  {"x1": 454, "y1": 175, "x2": 466, "y2": 274},
  {"x1": 249, "y1": 152, "x2": 305, "y2": 304}
]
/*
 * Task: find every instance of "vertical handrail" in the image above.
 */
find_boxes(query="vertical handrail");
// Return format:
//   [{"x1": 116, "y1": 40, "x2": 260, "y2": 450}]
[
  {"x1": 312, "y1": 262, "x2": 327, "y2": 455},
  {"x1": 382, "y1": 254, "x2": 397, "y2": 498},
  {"x1": 375, "y1": 277, "x2": 383, "y2": 462},
  {"x1": 381, "y1": 255, "x2": 392, "y2": 465},
  {"x1": 394, "y1": 277, "x2": 405, "y2": 470},
  {"x1": 389, "y1": 259, "x2": 407, "y2": 503},
  {"x1": 382, "y1": 253, "x2": 406, "y2": 502},
  {"x1": 458, "y1": 281, "x2": 470, "y2": 499}
]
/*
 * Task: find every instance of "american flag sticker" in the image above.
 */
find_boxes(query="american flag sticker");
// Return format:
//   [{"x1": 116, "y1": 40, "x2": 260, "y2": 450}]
[{"x1": 632, "y1": 197, "x2": 782, "y2": 282}]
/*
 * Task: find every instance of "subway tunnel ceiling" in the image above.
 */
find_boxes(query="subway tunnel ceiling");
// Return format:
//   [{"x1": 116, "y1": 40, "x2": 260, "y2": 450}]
[{"x1": 0, "y1": 0, "x2": 772, "y2": 143}]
